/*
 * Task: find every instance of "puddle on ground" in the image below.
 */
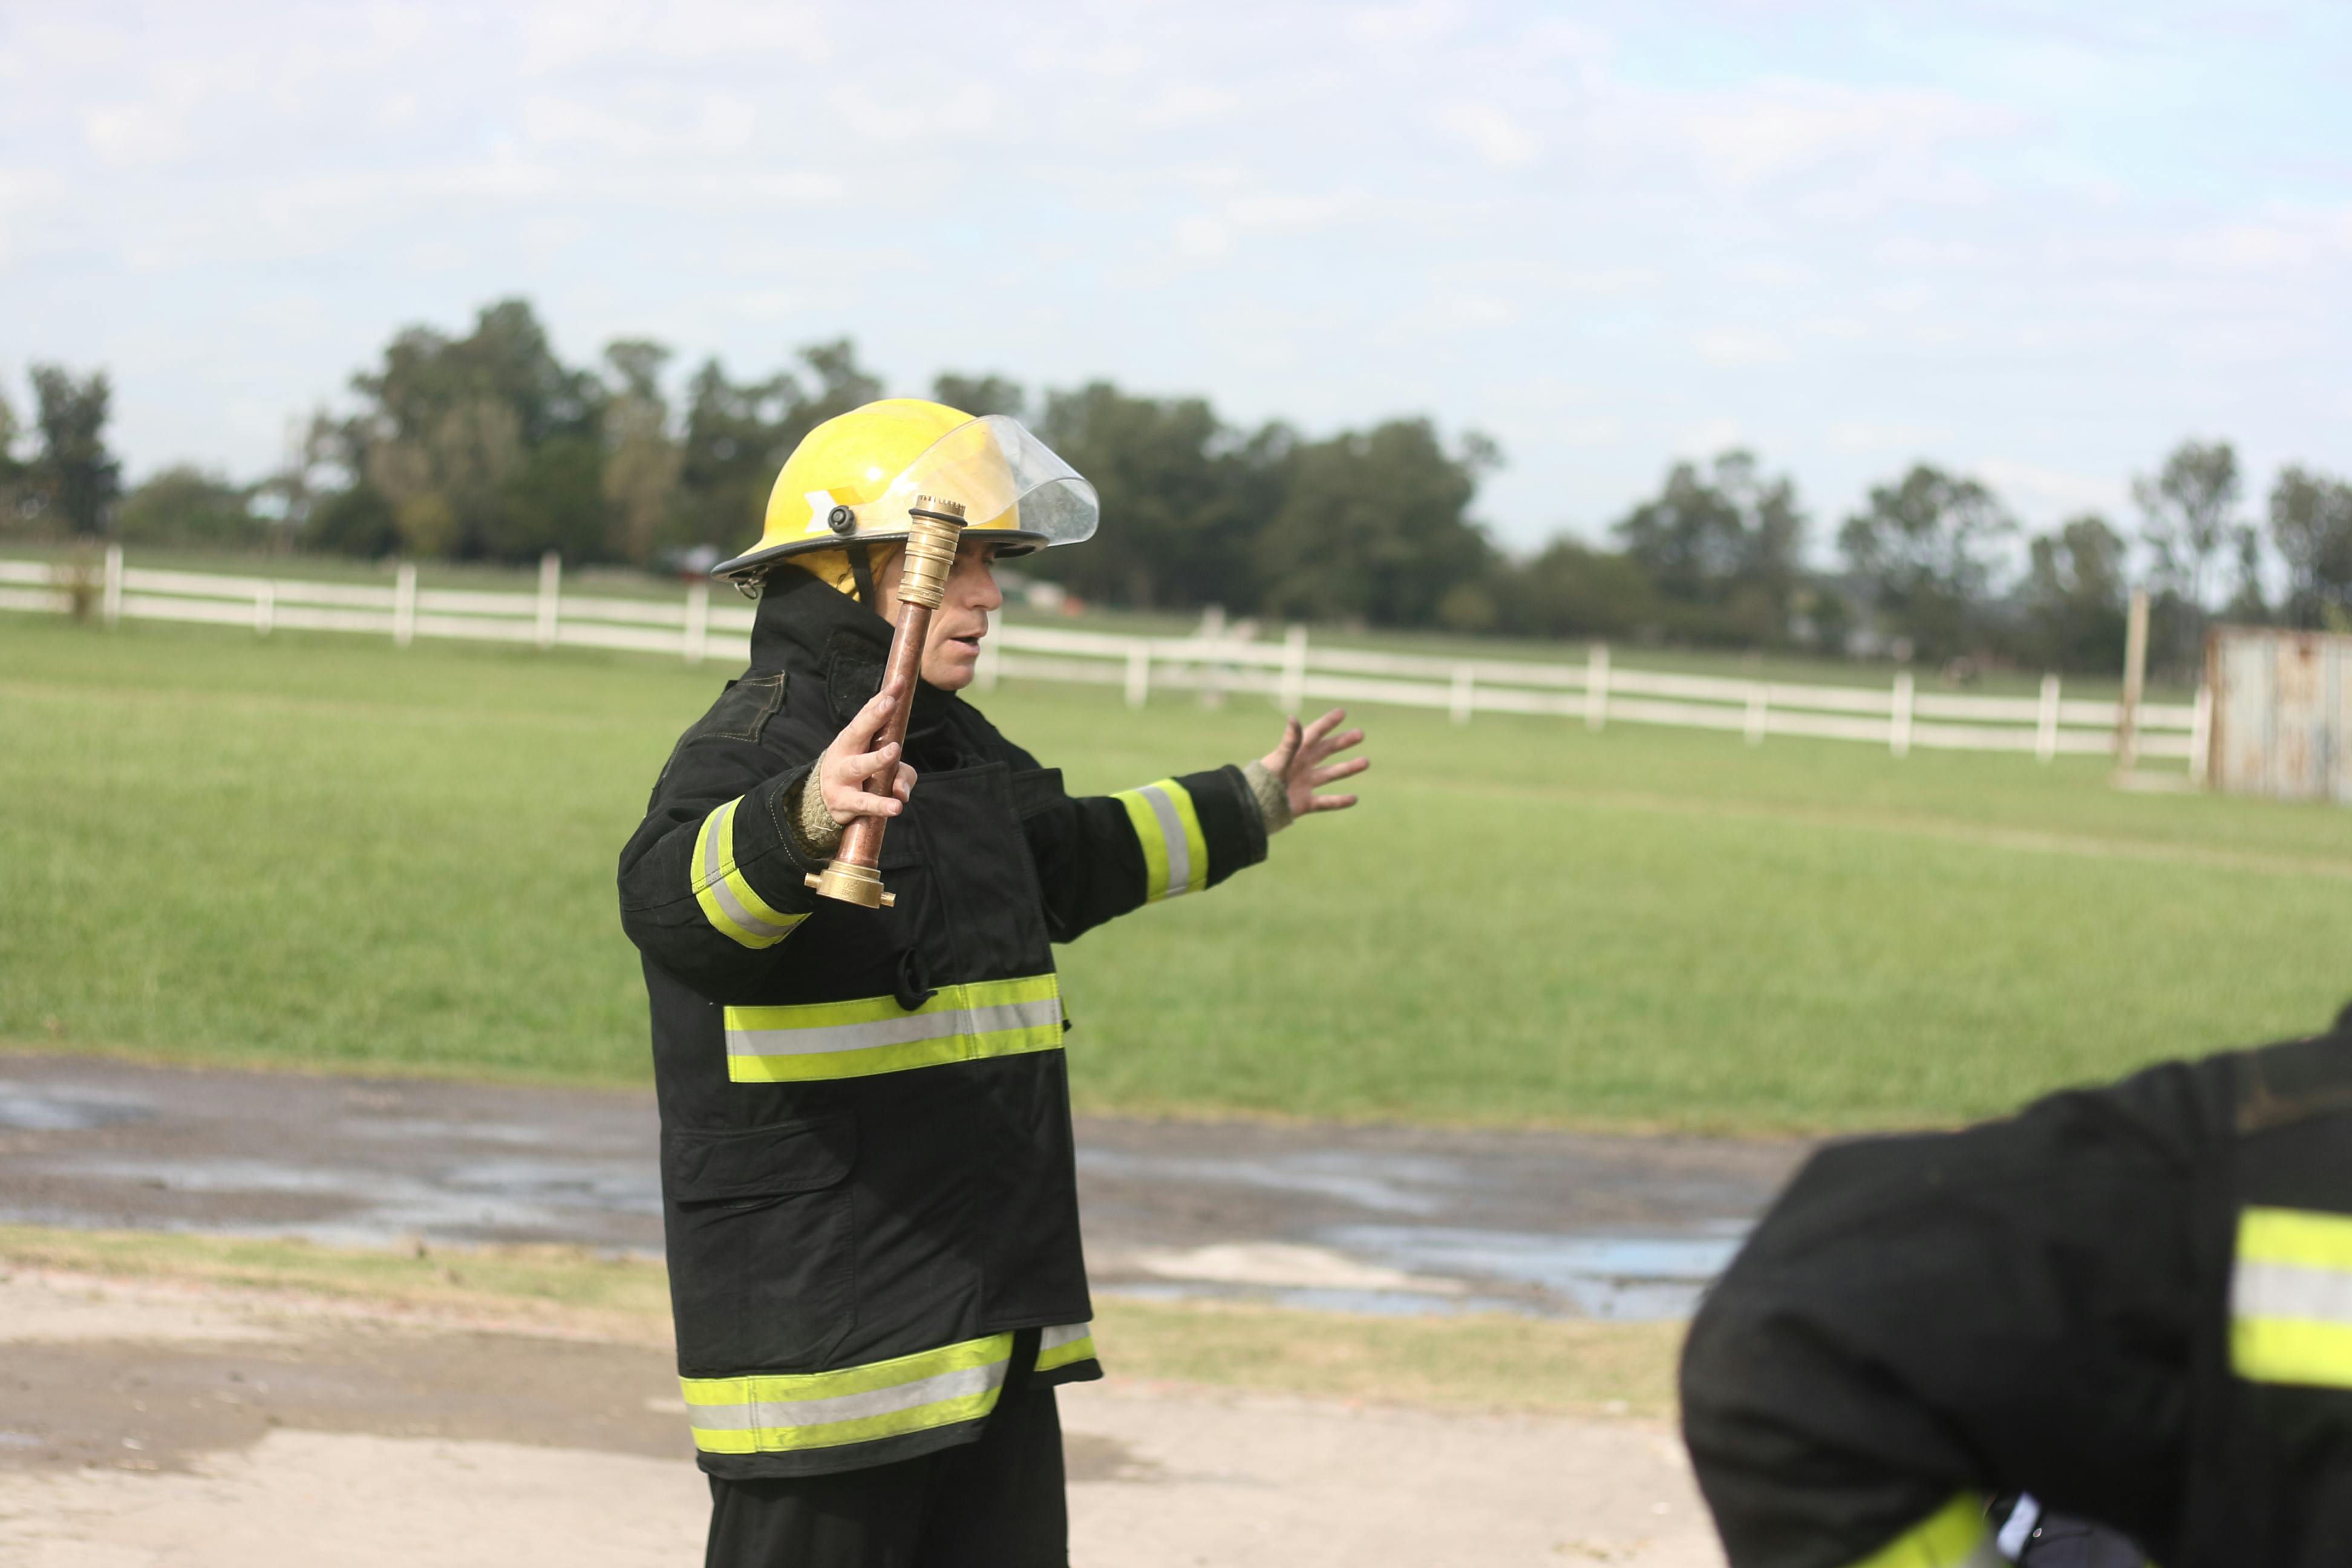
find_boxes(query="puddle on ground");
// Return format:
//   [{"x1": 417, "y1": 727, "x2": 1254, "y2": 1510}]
[
  {"x1": 1102, "y1": 1281, "x2": 1538, "y2": 1318},
  {"x1": 1323, "y1": 1223, "x2": 1748, "y2": 1320},
  {"x1": 1076, "y1": 1146, "x2": 1458, "y2": 1217},
  {"x1": 36, "y1": 1155, "x2": 661, "y2": 1249},
  {"x1": 0, "y1": 1083, "x2": 155, "y2": 1132}
]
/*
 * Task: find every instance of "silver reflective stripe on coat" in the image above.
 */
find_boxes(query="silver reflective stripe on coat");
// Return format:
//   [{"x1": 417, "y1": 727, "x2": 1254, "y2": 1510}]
[
  {"x1": 731, "y1": 998, "x2": 1062, "y2": 1060},
  {"x1": 702, "y1": 811, "x2": 795, "y2": 943},
  {"x1": 1135, "y1": 783, "x2": 1193, "y2": 895},
  {"x1": 684, "y1": 1359, "x2": 1008, "y2": 1434}
]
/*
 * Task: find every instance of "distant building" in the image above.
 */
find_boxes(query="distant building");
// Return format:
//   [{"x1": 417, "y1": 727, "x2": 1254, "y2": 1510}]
[{"x1": 2207, "y1": 626, "x2": 2352, "y2": 805}]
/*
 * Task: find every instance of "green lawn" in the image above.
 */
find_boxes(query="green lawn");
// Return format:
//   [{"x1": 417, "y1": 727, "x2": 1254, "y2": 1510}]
[{"x1": 2, "y1": 610, "x2": 2342, "y2": 1133}]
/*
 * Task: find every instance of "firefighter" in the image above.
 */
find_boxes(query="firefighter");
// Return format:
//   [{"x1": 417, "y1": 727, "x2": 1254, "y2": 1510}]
[
  {"x1": 1680, "y1": 999, "x2": 2352, "y2": 1567},
  {"x1": 615, "y1": 398, "x2": 1367, "y2": 1567}
]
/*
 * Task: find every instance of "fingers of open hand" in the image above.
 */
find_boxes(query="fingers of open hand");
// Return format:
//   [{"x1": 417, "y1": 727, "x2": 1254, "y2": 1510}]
[
  {"x1": 1304, "y1": 792, "x2": 1359, "y2": 814},
  {"x1": 1299, "y1": 707, "x2": 1347, "y2": 748},
  {"x1": 1302, "y1": 726, "x2": 1365, "y2": 766},
  {"x1": 1263, "y1": 716, "x2": 1302, "y2": 773},
  {"x1": 1307, "y1": 756, "x2": 1368, "y2": 788}
]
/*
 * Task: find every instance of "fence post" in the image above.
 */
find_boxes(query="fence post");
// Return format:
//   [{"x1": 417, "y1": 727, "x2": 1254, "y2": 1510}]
[
  {"x1": 393, "y1": 562, "x2": 417, "y2": 647},
  {"x1": 1584, "y1": 642, "x2": 1609, "y2": 731},
  {"x1": 1280, "y1": 624, "x2": 1307, "y2": 714},
  {"x1": 2035, "y1": 673, "x2": 2060, "y2": 762},
  {"x1": 1890, "y1": 670, "x2": 1914, "y2": 758},
  {"x1": 1744, "y1": 683, "x2": 1766, "y2": 746},
  {"x1": 684, "y1": 579, "x2": 709, "y2": 665},
  {"x1": 1449, "y1": 664, "x2": 1474, "y2": 725},
  {"x1": 2115, "y1": 587, "x2": 2148, "y2": 768},
  {"x1": 1124, "y1": 642, "x2": 1150, "y2": 708},
  {"x1": 102, "y1": 544, "x2": 123, "y2": 627},
  {"x1": 2189, "y1": 682, "x2": 2213, "y2": 786},
  {"x1": 254, "y1": 581, "x2": 275, "y2": 637},
  {"x1": 535, "y1": 551, "x2": 561, "y2": 650},
  {"x1": 976, "y1": 610, "x2": 999, "y2": 690}
]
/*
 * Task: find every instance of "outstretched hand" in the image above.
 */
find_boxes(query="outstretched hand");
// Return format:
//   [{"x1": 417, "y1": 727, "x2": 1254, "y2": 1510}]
[
  {"x1": 1258, "y1": 707, "x2": 1368, "y2": 819},
  {"x1": 818, "y1": 677, "x2": 918, "y2": 826}
]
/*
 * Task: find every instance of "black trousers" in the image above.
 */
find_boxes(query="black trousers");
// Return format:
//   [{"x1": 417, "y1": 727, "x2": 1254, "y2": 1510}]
[
  {"x1": 1681, "y1": 1013, "x2": 2352, "y2": 1568},
  {"x1": 705, "y1": 1348, "x2": 1067, "y2": 1568}
]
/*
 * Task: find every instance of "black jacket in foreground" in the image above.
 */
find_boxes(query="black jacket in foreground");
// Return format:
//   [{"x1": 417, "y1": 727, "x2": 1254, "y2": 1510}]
[
  {"x1": 1681, "y1": 1001, "x2": 2352, "y2": 1568},
  {"x1": 616, "y1": 565, "x2": 1267, "y2": 1480}
]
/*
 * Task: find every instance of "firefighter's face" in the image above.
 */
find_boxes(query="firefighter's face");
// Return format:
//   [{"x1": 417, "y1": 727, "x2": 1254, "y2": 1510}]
[{"x1": 876, "y1": 540, "x2": 1006, "y2": 691}]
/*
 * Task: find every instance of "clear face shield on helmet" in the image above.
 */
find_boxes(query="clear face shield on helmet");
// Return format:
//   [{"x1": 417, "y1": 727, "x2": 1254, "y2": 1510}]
[{"x1": 862, "y1": 414, "x2": 1099, "y2": 559}]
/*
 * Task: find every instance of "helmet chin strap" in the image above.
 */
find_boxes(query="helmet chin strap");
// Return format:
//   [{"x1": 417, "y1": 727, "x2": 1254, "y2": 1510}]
[{"x1": 846, "y1": 542, "x2": 878, "y2": 608}]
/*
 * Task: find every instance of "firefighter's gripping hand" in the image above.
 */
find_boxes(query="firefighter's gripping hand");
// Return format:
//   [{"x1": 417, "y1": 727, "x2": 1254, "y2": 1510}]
[
  {"x1": 817, "y1": 677, "x2": 918, "y2": 828},
  {"x1": 1259, "y1": 707, "x2": 1368, "y2": 818}
]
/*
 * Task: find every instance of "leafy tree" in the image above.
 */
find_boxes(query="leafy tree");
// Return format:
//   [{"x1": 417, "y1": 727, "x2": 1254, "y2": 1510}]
[
  {"x1": 932, "y1": 373, "x2": 1028, "y2": 419},
  {"x1": 491, "y1": 434, "x2": 609, "y2": 560},
  {"x1": 338, "y1": 299, "x2": 609, "y2": 562},
  {"x1": 1031, "y1": 382, "x2": 1270, "y2": 610},
  {"x1": 1837, "y1": 464, "x2": 2014, "y2": 662},
  {"x1": 0, "y1": 388, "x2": 30, "y2": 535},
  {"x1": 2020, "y1": 514, "x2": 2129, "y2": 672},
  {"x1": 676, "y1": 339, "x2": 881, "y2": 552},
  {"x1": 1492, "y1": 538, "x2": 1658, "y2": 639},
  {"x1": 1613, "y1": 451, "x2": 1806, "y2": 645},
  {"x1": 115, "y1": 466, "x2": 263, "y2": 549},
  {"x1": 354, "y1": 298, "x2": 599, "y2": 452},
  {"x1": 1255, "y1": 419, "x2": 1498, "y2": 628},
  {"x1": 2269, "y1": 465, "x2": 2352, "y2": 630},
  {"x1": 601, "y1": 340, "x2": 681, "y2": 566},
  {"x1": 2135, "y1": 434, "x2": 2239, "y2": 644},
  {"x1": 28, "y1": 365, "x2": 123, "y2": 535},
  {"x1": 309, "y1": 483, "x2": 400, "y2": 557}
]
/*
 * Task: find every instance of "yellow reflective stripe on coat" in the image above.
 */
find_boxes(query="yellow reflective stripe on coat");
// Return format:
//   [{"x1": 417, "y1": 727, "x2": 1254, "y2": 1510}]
[
  {"x1": 681, "y1": 1334, "x2": 1012, "y2": 1455},
  {"x1": 1114, "y1": 779, "x2": 1208, "y2": 902},
  {"x1": 724, "y1": 974, "x2": 1063, "y2": 1083},
  {"x1": 1838, "y1": 1493, "x2": 2000, "y2": 1568},
  {"x1": 1035, "y1": 1320, "x2": 1096, "y2": 1374},
  {"x1": 692, "y1": 796, "x2": 805, "y2": 950},
  {"x1": 2231, "y1": 1204, "x2": 2352, "y2": 1388}
]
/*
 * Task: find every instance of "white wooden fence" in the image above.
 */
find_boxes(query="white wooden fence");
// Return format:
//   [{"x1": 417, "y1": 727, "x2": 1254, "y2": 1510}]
[{"x1": 0, "y1": 550, "x2": 2205, "y2": 768}]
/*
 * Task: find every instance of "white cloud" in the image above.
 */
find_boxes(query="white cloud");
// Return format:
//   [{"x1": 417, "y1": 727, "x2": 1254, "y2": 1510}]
[
  {"x1": 1175, "y1": 217, "x2": 1232, "y2": 258},
  {"x1": 1694, "y1": 328, "x2": 1787, "y2": 366},
  {"x1": 1437, "y1": 103, "x2": 1539, "y2": 168},
  {"x1": 1679, "y1": 80, "x2": 2020, "y2": 188}
]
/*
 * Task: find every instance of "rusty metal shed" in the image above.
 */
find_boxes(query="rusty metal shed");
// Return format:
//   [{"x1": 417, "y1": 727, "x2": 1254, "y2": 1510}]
[{"x1": 2206, "y1": 626, "x2": 2352, "y2": 805}]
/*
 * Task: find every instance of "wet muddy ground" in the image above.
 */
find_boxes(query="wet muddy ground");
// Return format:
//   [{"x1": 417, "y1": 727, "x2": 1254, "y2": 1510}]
[
  {"x1": 0, "y1": 1272, "x2": 1722, "y2": 1567},
  {"x1": 0, "y1": 1056, "x2": 1808, "y2": 1320}
]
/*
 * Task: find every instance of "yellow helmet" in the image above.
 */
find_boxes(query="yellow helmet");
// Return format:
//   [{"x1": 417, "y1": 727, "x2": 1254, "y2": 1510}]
[{"x1": 713, "y1": 397, "x2": 1099, "y2": 580}]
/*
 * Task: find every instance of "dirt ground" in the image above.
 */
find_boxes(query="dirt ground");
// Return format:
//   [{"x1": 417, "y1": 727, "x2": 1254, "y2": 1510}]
[{"x1": 0, "y1": 1269, "x2": 1723, "y2": 1567}]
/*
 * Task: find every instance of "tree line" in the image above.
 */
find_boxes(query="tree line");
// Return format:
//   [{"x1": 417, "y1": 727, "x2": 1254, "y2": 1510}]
[{"x1": 5, "y1": 296, "x2": 2349, "y2": 678}]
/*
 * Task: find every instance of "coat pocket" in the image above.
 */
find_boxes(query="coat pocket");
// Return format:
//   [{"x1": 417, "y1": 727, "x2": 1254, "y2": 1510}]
[{"x1": 662, "y1": 1114, "x2": 858, "y2": 1375}]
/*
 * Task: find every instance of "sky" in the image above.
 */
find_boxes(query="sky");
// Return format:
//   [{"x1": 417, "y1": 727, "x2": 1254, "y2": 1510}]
[{"x1": 4, "y1": 1, "x2": 2350, "y2": 557}]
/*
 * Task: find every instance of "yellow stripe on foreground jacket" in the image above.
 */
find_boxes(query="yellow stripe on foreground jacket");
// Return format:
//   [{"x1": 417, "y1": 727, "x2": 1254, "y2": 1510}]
[
  {"x1": 1837, "y1": 1493, "x2": 2001, "y2": 1568},
  {"x1": 2231, "y1": 1204, "x2": 2352, "y2": 1389},
  {"x1": 1113, "y1": 778, "x2": 1209, "y2": 902},
  {"x1": 678, "y1": 1321, "x2": 1097, "y2": 1456},
  {"x1": 691, "y1": 796, "x2": 806, "y2": 949},
  {"x1": 724, "y1": 974, "x2": 1063, "y2": 1083},
  {"x1": 682, "y1": 1334, "x2": 1011, "y2": 1455}
]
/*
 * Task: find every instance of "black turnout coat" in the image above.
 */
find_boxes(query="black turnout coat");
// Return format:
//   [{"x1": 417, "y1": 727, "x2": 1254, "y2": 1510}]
[{"x1": 617, "y1": 565, "x2": 1266, "y2": 1480}]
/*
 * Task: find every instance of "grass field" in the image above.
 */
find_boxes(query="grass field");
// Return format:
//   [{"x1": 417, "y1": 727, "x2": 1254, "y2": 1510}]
[{"x1": 2, "y1": 610, "x2": 2345, "y2": 1133}]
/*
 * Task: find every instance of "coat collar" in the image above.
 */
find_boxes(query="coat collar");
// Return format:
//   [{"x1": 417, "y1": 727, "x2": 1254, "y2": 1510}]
[{"x1": 751, "y1": 565, "x2": 958, "y2": 739}]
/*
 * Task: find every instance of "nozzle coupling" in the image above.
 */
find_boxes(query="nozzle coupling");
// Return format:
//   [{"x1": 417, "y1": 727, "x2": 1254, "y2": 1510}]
[{"x1": 896, "y1": 494, "x2": 969, "y2": 609}]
